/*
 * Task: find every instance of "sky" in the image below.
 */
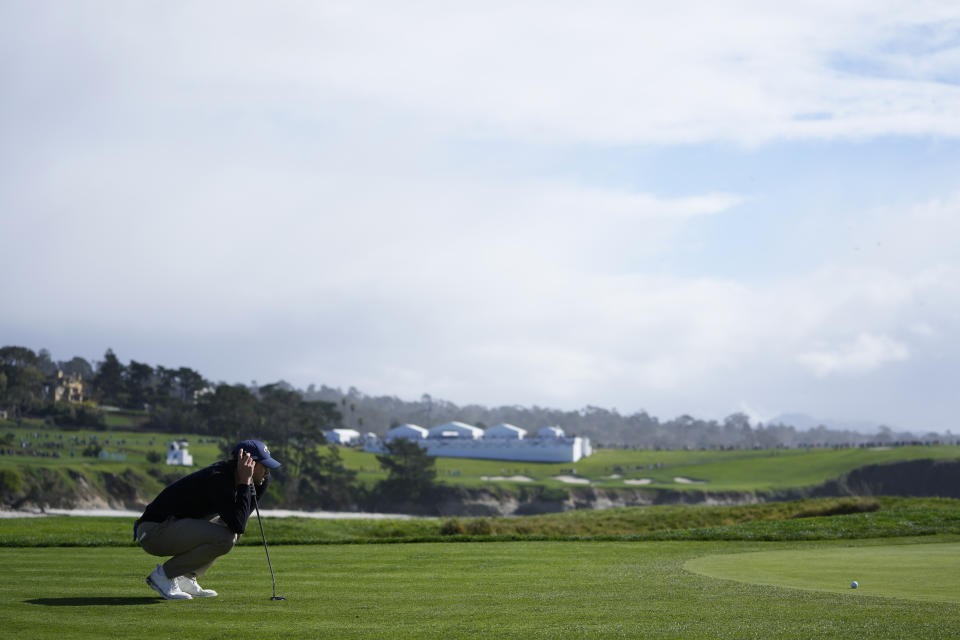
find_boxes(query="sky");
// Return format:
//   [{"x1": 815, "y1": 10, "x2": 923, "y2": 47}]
[{"x1": 2, "y1": 1, "x2": 959, "y2": 432}]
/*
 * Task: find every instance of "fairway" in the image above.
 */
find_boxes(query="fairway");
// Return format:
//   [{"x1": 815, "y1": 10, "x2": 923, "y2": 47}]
[
  {"x1": 3, "y1": 539, "x2": 960, "y2": 639},
  {"x1": 685, "y1": 541, "x2": 960, "y2": 603}
]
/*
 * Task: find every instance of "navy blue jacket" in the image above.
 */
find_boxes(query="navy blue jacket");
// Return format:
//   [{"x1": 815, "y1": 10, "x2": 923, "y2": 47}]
[{"x1": 137, "y1": 459, "x2": 270, "y2": 534}]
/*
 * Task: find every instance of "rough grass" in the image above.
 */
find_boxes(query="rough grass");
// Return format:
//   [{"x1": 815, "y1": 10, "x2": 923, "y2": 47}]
[{"x1": 2, "y1": 497, "x2": 958, "y2": 546}]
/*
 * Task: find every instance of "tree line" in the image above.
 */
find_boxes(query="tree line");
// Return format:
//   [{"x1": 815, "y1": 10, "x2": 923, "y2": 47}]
[
  {"x1": 5, "y1": 344, "x2": 947, "y2": 454},
  {"x1": 302, "y1": 386, "x2": 936, "y2": 450},
  {"x1": 5, "y1": 344, "x2": 940, "y2": 454}
]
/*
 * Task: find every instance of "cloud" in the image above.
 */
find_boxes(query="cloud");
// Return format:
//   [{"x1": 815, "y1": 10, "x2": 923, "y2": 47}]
[
  {"x1": 3, "y1": 2, "x2": 960, "y2": 149},
  {"x1": 0, "y1": 137, "x2": 743, "y2": 326},
  {"x1": 797, "y1": 333, "x2": 910, "y2": 377}
]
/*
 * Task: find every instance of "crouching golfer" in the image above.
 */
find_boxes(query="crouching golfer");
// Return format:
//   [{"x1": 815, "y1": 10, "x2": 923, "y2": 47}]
[{"x1": 134, "y1": 440, "x2": 280, "y2": 600}]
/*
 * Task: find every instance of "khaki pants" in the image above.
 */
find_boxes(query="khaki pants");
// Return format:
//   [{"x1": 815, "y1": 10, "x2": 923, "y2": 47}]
[{"x1": 138, "y1": 517, "x2": 238, "y2": 579}]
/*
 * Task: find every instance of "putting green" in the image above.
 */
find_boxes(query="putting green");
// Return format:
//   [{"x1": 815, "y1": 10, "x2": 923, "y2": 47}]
[{"x1": 685, "y1": 541, "x2": 960, "y2": 603}]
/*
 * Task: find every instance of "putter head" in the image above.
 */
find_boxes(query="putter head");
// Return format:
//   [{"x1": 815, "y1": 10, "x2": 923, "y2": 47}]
[{"x1": 270, "y1": 596, "x2": 286, "y2": 601}]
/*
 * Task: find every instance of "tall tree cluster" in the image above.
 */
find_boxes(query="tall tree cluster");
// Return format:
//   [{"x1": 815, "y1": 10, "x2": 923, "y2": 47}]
[
  {"x1": 196, "y1": 382, "x2": 357, "y2": 509},
  {"x1": 375, "y1": 438, "x2": 438, "y2": 504},
  {"x1": 0, "y1": 346, "x2": 48, "y2": 420},
  {"x1": 1, "y1": 346, "x2": 105, "y2": 426}
]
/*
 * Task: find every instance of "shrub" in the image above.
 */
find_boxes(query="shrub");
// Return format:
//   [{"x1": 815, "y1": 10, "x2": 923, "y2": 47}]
[
  {"x1": 466, "y1": 518, "x2": 494, "y2": 535},
  {"x1": 792, "y1": 498, "x2": 881, "y2": 519},
  {"x1": 0, "y1": 468, "x2": 23, "y2": 495},
  {"x1": 539, "y1": 487, "x2": 570, "y2": 502},
  {"x1": 439, "y1": 518, "x2": 466, "y2": 536},
  {"x1": 49, "y1": 402, "x2": 106, "y2": 428},
  {"x1": 82, "y1": 443, "x2": 102, "y2": 458},
  {"x1": 146, "y1": 450, "x2": 163, "y2": 464}
]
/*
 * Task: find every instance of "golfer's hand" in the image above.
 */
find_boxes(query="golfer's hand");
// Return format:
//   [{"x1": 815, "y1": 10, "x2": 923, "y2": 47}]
[{"x1": 236, "y1": 450, "x2": 255, "y2": 485}]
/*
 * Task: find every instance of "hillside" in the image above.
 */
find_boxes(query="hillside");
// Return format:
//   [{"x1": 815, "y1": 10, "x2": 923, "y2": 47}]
[{"x1": 3, "y1": 422, "x2": 960, "y2": 514}]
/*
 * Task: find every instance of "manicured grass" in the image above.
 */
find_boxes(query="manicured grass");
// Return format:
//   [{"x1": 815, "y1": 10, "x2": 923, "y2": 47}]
[
  {"x1": 567, "y1": 445, "x2": 960, "y2": 491},
  {"x1": 641, "y1": 446, "x2": 960, "y2": 492},
  {"x1": 4, "y1": 499, "x2": 960, "y2": 638},
  {"x1": 338, "y1": 443, "x2": 960, "y2": 492},
  {"x1": 686, "y1": 541, "x2": 960, "y2": 603},
  {"x1": 3, "y1": 538, "x2": 960, "y2": 639}
]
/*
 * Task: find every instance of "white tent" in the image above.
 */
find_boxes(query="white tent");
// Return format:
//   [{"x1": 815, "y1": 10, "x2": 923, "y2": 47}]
[
  {"x1": 385, "y1": 424, "x2": 428, "y2": 442},
  {"x1": 537, "y1": 426, "x2": 566, "y2": 439},
  {"x1": 326, "y1": 428, "x2": 361, "y2": 445},
  {"x1": 428, "y1": 421, "x2": 483, "y2": 439},
  {"x1": 483, "y1": 423, "x2": 527, "y2": 439}
]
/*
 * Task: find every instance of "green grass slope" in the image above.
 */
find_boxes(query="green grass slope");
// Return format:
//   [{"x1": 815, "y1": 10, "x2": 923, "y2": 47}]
[{"x1": 3, "y1": 539, "x2": 960, "y2": 639}]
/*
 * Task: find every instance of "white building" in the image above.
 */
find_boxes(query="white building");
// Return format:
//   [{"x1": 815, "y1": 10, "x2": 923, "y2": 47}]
[
  {"x1": 326, "y1": 428, "x2": 361, "y2": 445},
  {"x1": 427, "y1": 421, "x2": 484, "y2": 440},
  {"x1": 364, "y1": 422, "x2": 591, "y2": 463},
  {"x1": 483, "y1": 423, "x2": 527, "y2": 439},
  {"x1": 166, "y1": 440, "x2": 193, "y2": 466}
]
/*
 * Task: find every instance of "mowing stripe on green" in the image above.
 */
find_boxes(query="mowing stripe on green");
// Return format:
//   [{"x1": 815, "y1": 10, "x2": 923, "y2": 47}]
[{"x1": 684, "y1": 541, "x2": 960, "y2": 603}]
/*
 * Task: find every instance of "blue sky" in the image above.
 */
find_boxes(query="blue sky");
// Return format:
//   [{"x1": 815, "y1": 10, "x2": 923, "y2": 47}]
[{"x1": 2, "y1": 2, "x2": 959, "y2": 432}]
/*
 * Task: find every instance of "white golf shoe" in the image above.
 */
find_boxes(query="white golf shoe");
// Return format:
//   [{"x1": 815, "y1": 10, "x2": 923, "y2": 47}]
[
  {"x1": 177, "y1": 575, "x2": 218, "y2": 598},
  {"x1": 146, "y1": 564, "x2": 192, "y2": 600}
]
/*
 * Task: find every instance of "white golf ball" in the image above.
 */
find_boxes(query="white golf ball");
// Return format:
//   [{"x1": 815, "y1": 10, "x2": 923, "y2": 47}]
[{"x1": 850, "y1": 581, "x2": 859, "y2": 589}]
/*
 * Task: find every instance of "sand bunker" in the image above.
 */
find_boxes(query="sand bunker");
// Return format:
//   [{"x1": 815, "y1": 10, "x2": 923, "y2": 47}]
[
  {"x1": 482, "y1": 475, "x2": 534, "y2": 482},
  {"x1": 554, "y1": 475, "x2": 591, "y2": 484},
  {"x1": 624, "y1": 478, "x2": 652, "y2": 485},
  {"x1": 674, "y1": 477, "x2": 706, "y2": 484},
  {"x1": 606, "y1": 474, "x2": 622, "y2": 479}
]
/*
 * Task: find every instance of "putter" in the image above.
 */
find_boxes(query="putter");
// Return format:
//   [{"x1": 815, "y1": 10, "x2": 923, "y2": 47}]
[{"x1": 252, "y1": 489, "x2": 285, "y2": 600}]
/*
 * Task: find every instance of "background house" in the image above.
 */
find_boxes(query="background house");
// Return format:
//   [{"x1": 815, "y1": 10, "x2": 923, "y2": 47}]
[
  {"x1": 44, "y1": 370, "x2": 84, "y2": 404},
  {"x1": 166, "y1": 440, "x2": 193, "y2": 466}
]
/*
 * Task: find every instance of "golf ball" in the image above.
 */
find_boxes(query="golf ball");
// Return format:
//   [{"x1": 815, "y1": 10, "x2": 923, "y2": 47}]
[{"x1": 850, "y1": 581, "x2": 859, "y2": 589}]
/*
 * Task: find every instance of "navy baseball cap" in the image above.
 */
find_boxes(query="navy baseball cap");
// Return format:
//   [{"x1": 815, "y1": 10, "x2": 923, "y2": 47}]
[{"x1": 232, "y1": 440, "x2": 281, "y2": 469}]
